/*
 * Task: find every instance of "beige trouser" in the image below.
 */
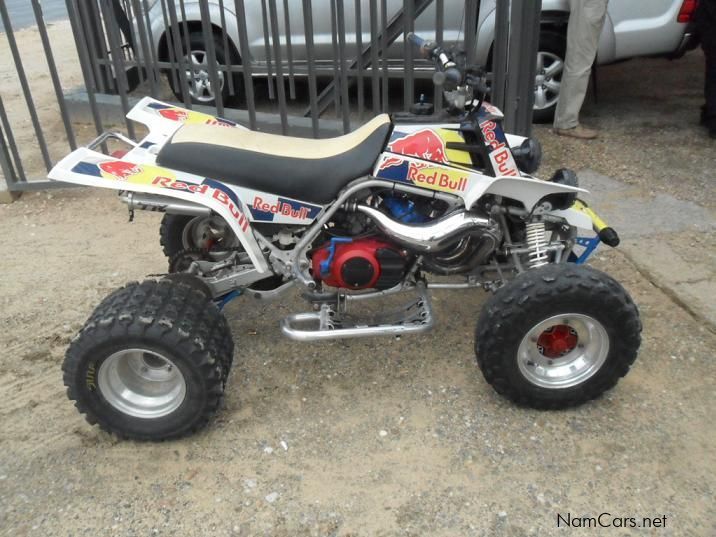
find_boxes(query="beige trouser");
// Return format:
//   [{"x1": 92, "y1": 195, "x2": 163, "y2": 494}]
[{"x1": 553, "y1": 0, "x2": 609, "y2": 129}]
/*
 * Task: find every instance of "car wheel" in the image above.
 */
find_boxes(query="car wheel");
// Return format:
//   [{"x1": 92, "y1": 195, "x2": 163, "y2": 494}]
[
  {"x1": 167, "y1": 31, "x2": 242, "y2": 107},
  {"x1": 532, "y1": 30, "x2": 566, "y2": 124}
]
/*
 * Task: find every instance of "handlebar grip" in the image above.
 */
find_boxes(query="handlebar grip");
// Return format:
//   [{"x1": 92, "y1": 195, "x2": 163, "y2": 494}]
[{"x1": 443, "y1": 66, "x2": 463, "y2": 87}]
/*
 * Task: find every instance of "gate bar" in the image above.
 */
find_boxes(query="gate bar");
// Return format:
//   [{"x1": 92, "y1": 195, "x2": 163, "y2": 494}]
[
  {"x1": 234, "y1": 0, "x2": 257, "y2": 129},
  {"x1": 0, "y1": 0, "x2": 52, "y2": 172},
  {"x1": 67, "y1": 0, "x2": 107, "y2": 153},
  {"x1": 304, "y1": 0, "x2": 435, "y2": 118},
  {"x1": 301, "y1": 0, "x2": 319, "y2": 136},
  {"x1": 31, "y1": 0, "x2": 77, "y2": 151},
  {"x1": 0, "y1": 93, "x2": 26, "y2": 182}
]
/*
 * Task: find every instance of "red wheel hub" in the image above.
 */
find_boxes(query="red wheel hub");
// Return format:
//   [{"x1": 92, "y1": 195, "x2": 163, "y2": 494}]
[{"x1": 536, "y1": 324, "x2": 578, "y2": 358}]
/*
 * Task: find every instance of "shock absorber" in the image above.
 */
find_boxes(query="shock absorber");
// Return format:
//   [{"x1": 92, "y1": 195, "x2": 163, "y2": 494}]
[{"x1": 525, "y1": 221, "x2": 549, "y2": 268}]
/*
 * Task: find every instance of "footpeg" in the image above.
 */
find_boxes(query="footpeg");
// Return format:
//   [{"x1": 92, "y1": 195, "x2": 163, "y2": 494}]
[{"x1": 280, "y1": 284, "x2": 434, "y2": 341}]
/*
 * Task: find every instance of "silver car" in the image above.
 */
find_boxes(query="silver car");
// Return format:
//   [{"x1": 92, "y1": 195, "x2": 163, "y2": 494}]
[{"x1": 134, "y1": 0, "x2": 697, "y2": 121}]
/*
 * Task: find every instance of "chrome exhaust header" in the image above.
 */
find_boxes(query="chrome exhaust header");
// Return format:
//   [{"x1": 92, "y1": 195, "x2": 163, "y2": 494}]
[
  {"x1": 119, "y1": 192, "x2": 211, "y2": 217},
  {"x1": 355, "y1": 204, "x2": 495, "y2": 253}
]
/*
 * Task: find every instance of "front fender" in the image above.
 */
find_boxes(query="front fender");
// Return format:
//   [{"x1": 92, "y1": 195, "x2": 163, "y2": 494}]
[{"x1": 478, "y1": 175, "x2": 587, "y2": 211}]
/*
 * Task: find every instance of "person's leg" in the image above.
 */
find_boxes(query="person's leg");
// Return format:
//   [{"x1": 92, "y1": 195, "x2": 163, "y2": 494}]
[
  {"x1": 553, "y1": 0, "x2": 609, "y2": 131},
  {"x1": 703, "y1": 38, "x2": 716, "y2": 136}
]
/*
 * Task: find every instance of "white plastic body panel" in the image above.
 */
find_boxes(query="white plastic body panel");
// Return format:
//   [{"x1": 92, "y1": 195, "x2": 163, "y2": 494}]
[{"x1": 48, "y1": 98, "x2": 328, "y2": 273}]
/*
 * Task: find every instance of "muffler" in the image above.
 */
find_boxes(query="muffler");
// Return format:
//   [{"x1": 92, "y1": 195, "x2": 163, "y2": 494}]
[
  {"x1": 355, "y1": 204, "x2": 495, "y2": 253},
  {"x1": 119, "y1": 192, "x2": 211, "y2": 217}
]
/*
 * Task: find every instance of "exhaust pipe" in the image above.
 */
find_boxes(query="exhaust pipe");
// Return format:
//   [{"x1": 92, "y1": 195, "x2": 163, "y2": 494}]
[
  {"x1": 355, "y1": 204, "x2": 495, "y2": 253},
  {"x1": 119, "y1": 192, "x2": 211, "y2": 217}
]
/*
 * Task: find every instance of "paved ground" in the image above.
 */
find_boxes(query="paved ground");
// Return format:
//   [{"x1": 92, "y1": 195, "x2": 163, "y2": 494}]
[{"x1": 579, "y1": 170, "x2": 716, "y2": 330}]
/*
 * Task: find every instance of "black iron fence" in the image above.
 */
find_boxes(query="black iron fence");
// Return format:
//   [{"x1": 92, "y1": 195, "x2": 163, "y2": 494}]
[{"x1": 0, "y1": 0, "x2": 539, "y2": 192}]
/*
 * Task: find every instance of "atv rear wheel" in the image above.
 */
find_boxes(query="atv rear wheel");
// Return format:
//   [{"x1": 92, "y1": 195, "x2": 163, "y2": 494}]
[
  {"x1": 63, "y1": 279, "x2": 233, "y2": 440},
  {"x1": 475, "y1": 264, "x2": 641, "y2": 409},
  {"x1": 159, "y1": 213, "x2": 240, "y2": 261}
]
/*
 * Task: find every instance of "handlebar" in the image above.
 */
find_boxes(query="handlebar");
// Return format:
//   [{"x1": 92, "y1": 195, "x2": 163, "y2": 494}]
[{"x1": 406, "y1": 32, "x2": 462, "y2": 89}]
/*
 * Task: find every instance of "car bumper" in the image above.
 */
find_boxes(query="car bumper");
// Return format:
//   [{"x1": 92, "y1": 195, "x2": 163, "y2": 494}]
[{"x1": 669, "y1": 27, "x2": 700, "y2": 59}]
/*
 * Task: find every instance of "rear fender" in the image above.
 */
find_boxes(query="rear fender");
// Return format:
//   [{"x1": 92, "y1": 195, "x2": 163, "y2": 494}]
[
  {"x1": 123, "y1": 97, "x2": 249, "y2": 161},
  {"x1": 48, "y1": 147, "x2": 270, "y2": 273}
]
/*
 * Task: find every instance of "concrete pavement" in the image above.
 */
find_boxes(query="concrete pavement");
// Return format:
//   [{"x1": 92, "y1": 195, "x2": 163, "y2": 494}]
[{"x1": 579, "y1": 169, "x2": 716, "y2": 331}]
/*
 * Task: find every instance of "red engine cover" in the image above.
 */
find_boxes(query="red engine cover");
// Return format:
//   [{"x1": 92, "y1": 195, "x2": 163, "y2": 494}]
[{"x1": 312, "y1": 238, "x2": 397, "y2": 290}]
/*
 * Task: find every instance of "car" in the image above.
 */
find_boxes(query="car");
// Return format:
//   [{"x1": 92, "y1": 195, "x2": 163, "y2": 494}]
[{"x1": 132, "y1": 0, "x2": 699, "y2": 121}]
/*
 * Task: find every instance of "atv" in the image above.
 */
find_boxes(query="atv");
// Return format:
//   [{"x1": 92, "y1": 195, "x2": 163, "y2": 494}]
[{"x1": 49, "y1": 34, "x2": 641, "y2": 440}]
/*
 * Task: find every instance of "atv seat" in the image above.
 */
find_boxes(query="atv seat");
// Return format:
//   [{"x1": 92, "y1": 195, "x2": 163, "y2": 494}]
[{"x1": 156, "y1": 114, "x2": 392, "y2": 205}]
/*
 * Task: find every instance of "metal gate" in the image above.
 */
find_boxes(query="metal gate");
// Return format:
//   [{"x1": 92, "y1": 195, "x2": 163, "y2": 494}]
[{"x1": 0, "y1": 0, "x2": 540, "y2": 193}]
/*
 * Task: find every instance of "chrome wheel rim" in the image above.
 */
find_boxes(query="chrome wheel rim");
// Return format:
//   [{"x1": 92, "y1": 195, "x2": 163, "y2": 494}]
[
  {"x1": 184, "y1": 50, "x2": 225, "y2": 103},
  {"x1": 98, "y1": 349, "x2": 186, "y2": 418},
  {"x1": 181, "y1": 215, "x2": 239, "y2": 251},
  {"x1": 517, "y1": 314, "x2": 609, "y2": 389},
  {"x1": 534, "y1": 52, "x2": 563, "y2": 110}
]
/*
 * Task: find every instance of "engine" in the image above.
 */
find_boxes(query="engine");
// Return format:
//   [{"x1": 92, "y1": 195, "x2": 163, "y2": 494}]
[{"x1": 311, "y1": 238, "x2": 407, "y2": 290}]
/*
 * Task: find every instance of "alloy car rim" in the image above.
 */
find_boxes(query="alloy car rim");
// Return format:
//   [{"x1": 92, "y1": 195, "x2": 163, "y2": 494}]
[
  {"x1": 534, "y1": 52, "x2": 563, "y2": 110},
  {"x1": 97, "y1": 349, "x2": 186, "y2": 418},
  {"x1": 185, "y1": 50, "x2": 225, "y2": 103},
  {"x1": 517, "y1": 314, "x2": 609, "y2": 389},
  {"x1": 182, "y1": 215, "x2": 239, "y2": 251}
]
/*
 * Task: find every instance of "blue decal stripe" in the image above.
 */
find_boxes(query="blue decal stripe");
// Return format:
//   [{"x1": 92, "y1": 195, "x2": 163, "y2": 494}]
[
  {"x1": 147, "y1": 102, "x2": 172, "y2": 110},
  {"x1": 72, "y1": 161, "x2": 102, "y2": 177},
  {"x1": 248, "y1": 206, "x2": 275, "y2": 221},
  {"x1": 375, "y1": 161, "x2": 411, "y2": 182},
  {"x1": 202, "y1": 178, "x2": 240, "y2": 207}
]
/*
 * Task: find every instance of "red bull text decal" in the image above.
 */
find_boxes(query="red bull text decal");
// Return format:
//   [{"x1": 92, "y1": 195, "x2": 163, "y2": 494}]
[
  {"x1": 252, "y1": 197, "x2": 312, "y2": 220},
  {"x1": 376, "y1": 155, "x2": 470, "y2": 194},
  {"x1": 407, "y1": 162, "x2": 468, "y2": 192},
  {"x1": 152, "y1": 176, "x2": 249, "y2": 231},
  {"x1": 479, "y1": 120, "x2": 519, "y2": 177}
]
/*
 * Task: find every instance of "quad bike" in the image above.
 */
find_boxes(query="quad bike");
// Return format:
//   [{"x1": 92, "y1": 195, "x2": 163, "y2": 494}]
[{"x1": 49, "y1": 34, "x2": 641, "y2": 441}]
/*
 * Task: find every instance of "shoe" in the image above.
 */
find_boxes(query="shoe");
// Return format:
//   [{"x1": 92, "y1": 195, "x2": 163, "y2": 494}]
[{"x1": 553, "y1": 125, "x2": 599, "y2": 140}]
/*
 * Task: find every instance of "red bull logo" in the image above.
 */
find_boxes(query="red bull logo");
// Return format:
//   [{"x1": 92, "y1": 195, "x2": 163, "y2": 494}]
[
  {"x1": 388, "y1": 129, "x2": 449, "y2": 164},
  {"x1": 158, "y1": 108, "x2": 189, "y2": 122},
  {"x1": 99, "y1": 161, "x2": 142, "y2": 180}
]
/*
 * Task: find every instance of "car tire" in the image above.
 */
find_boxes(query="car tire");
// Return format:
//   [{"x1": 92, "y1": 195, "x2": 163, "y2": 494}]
[{"x1": 532, "y1": 30, "x2": 567, "y2": 124}]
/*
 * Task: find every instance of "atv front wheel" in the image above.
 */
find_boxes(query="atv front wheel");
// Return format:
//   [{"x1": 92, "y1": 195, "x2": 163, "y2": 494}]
[
  {"x1": 475, "y1": 264, "x2": 641, "y2": 409},
  {"x1": 63, "y1": 279, "x2": 233, "y2": 440}
]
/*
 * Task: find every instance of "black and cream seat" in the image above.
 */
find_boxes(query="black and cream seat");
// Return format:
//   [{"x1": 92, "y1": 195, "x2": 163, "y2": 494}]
[{"x1": 156, "y1": 114, "x2": 392, "y2": 204}]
